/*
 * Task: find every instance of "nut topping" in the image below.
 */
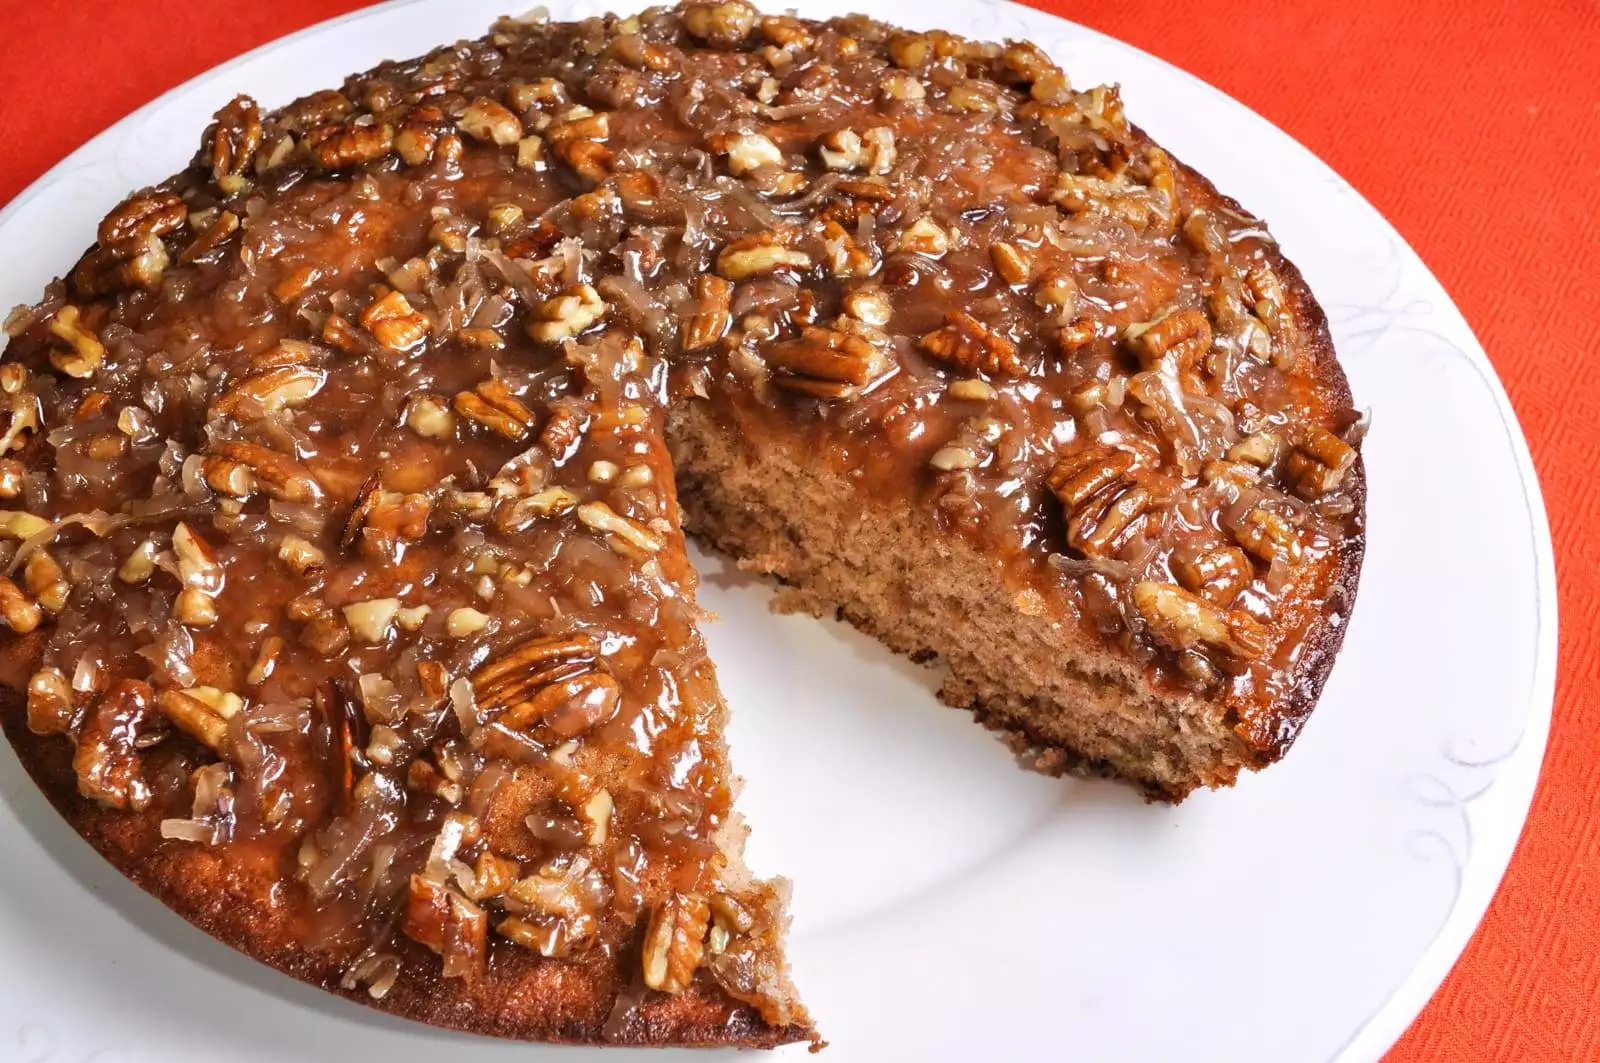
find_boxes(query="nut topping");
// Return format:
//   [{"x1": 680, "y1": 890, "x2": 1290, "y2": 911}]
[
  {"x1": 1131, "y1": 581, "x2": 1268, "y2": 663},
  {"x1": 210, "y1": 365, "x2": 326, "y2": 420},
  {"x1": 454, "y1": 379, "x2": 539, "y2": 440},
  {"x1": 459, "y1": 97, "x2": 523, "y2": 145},
  {"x1": 74, "y1": 680, "x2": 156, "y2": 811},
  {"x1": 157, "y1": 687, "x2": 243, "y2": 752},
  {"x1": 527, "y1": 284, "x2": 607, "y2": 343},
  {"x1": 471, "y1": 632, "x2": 621, "y2": 737},
  {"x1": 918, "y1": 311, "x2": 1023, "y2": 376},
  {"x1": 716, "y1": 231, "x2": 812, "y2": 280},
  {"x1": 361, "y1": 290, "x2": 431, "y2": 352},
  {"x1": 765, "y1": 326, "x2": 896, "y2": 399},
  {"x1": 47, "y1": 306, "x2": 106, "y2": 378},
  {"x1": 643, "y1": 892, "x2": 710, "y2": 994}
]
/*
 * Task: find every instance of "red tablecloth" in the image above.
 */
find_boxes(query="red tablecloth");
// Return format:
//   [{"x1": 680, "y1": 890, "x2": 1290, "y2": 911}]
[{"x1": 1, "y1": 2, "x2": 1593, "y2": 1058}]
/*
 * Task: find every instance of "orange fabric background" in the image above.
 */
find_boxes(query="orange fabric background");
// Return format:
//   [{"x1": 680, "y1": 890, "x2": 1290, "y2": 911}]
[{"x1": 0, "y1": 1, "x2": 1593, "y2": 1058}]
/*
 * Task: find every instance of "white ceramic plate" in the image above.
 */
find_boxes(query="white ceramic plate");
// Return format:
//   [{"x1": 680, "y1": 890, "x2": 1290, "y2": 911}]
[{"x1": 0, "y1": 1, "x2": 1556, "y2": 1061}]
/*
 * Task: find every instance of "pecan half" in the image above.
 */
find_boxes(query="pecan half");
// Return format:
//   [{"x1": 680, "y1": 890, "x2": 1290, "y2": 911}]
[
  {"x1": 454, "y1": 379, "x2": 538, "y2": 440},
  {"x1": 207, "y1": 96, "x2": 262, "y2": 191},
  {"x1": 1127, "y1": 307, "x2": 1212, "y2": 374},
  {"x1": 1047, "y1": 444, "x2": 1151, "y2": 556},
  {"x1": 303, "y1": 119, "x2": 395, "y2": 169},
  {"x1": 1132, "y1": 581, "x2": 1268, "y2": 662},
  {"x1": 99, "y1": 192, "x2": 187, "y2": 246},
  {"x1": 1171, "y1": 542, "x2": 1255, "y2": 606},
  {"x1": 683, "y1": 275, "x2": 733, "y2": 351},
  {"x1": 471, "y1": 632, "x2": 621, "y2": 738},
  {"x1": 210, "y1": 365, "x2": 326, "y2": 420},
  {"x1": 717, "y1": 231, "x2": 812, "y2": 281},
  {"x1": 681, "y1": 0, "x2": 758, "y2": 47},
  {"x1": 765, "y1": 326, "x2": 896, "y2": 400},
  {"x1": 643, "y1": 892, "x2": 710, "y2": 994},
  {"x1": 361, "y1": 290, "x2": 430, "y2": 352},
  {"x1": 72, "y1": 233, "x2": 170, "y2": 298},
  {"x1": 74, "y1": 680, "x2": 156, "y2": 811},
  {"x1": 527, "y1": 284, "x2": 607, "y2": 343},
  {"x1": 919, "y1": 311, "x2": 1023, "y2": 376},
  {"x1": 216, "y1": 441, "x2": 324, "y2": 504}
]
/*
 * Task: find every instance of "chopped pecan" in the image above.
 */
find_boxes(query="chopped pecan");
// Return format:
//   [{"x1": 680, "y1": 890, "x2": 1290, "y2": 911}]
[
  {"x1": 461, "y1": 851, "x2": 520, "y2": 902},
  {"x1": 841, "y1": 288, "x2": 891, "y2": 326},
  {"x1": 46, "y1": 305, "x2": 106, "y2": 379},
  {"x1": 1284, "y1": 424, "x2": 1357, "y2": 498},
  {"x1": 712, "y1": 132, "x2": 784, "y2": 175},
  {"x1": 766, "y1": 325, "x2": 896, "y2": 399},
  {"x1": 990, "y1": 241, "x2": 1033, "y2": 285},
  {"x1": 404, "y1": 394, "x2": 456, "y2": 439},
  {"x1": 179, "y1": 209, "x2": 240, "y2": 264},
  {"x1": 918, "y1": 311, "x2": 1023, "y2": 376},
  {"x1": 24, "y1": 550, "x2": 69, "y2": 614},
  {"x1": 1231, "y1": 505, "x2": 1303, "y2": 565},
  {"x1": 1171, "y1": 543, "x2": 1254, "y2": 605},
  {"x1": 0, "y1": 576, "x2": 40, "y2": 634},
  {"x1": 1127, "y1": 307, "x2": 1213, "y2": 373},
  {"x1": 459, "y1": 97, "x2": 522, "y2": 145},
  {"x1": 643, "y1": 892, "x2": 710, "y2": 994},
  {"x1": 576, "y1": 500, "x2": 665, "y2": 557},
  {"x1": 1132, "y1": 581, "x2": 1268, "y2": 662},
  {"x1": 554, "y1": 138, "x2": 614, "y2": 184},
  {"x1": 893, "y1": 216, "x2": 950, "y2": 258},
  {"x1": 27, "y1": 667, "x2": 77, "y2": 735},
  {"x1": 540, "y1": 405, "x2": 586, "y2": 457},
  {"x1": 820, "y1": 220, "x2": 876, "y2": 279},
  {"x1": 454, "y1": 379, "x2": 538, "y2": 441},
  {"x1": 394, "y1": 105, "x2": 447, "y2": 166},
  {"x1": 157, "y1": 686, "x2": 243, "y2": 752},
  {"x1": 344, "y1": 598, "x2": 403, "y2": 643},
  {"x1": 344, "y1": 474, "x2": 431, "y2": 556}
]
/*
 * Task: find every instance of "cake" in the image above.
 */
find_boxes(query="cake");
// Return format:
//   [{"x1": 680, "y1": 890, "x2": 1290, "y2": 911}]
[{"x1": 0, "y1": 1, "x2": 1365, "y2": 1048}]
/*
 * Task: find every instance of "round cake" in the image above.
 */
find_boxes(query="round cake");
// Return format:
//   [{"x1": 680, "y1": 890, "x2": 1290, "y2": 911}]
[{"x1": 0, "y1": 2, "x2": 1364, "y2": 1047}]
